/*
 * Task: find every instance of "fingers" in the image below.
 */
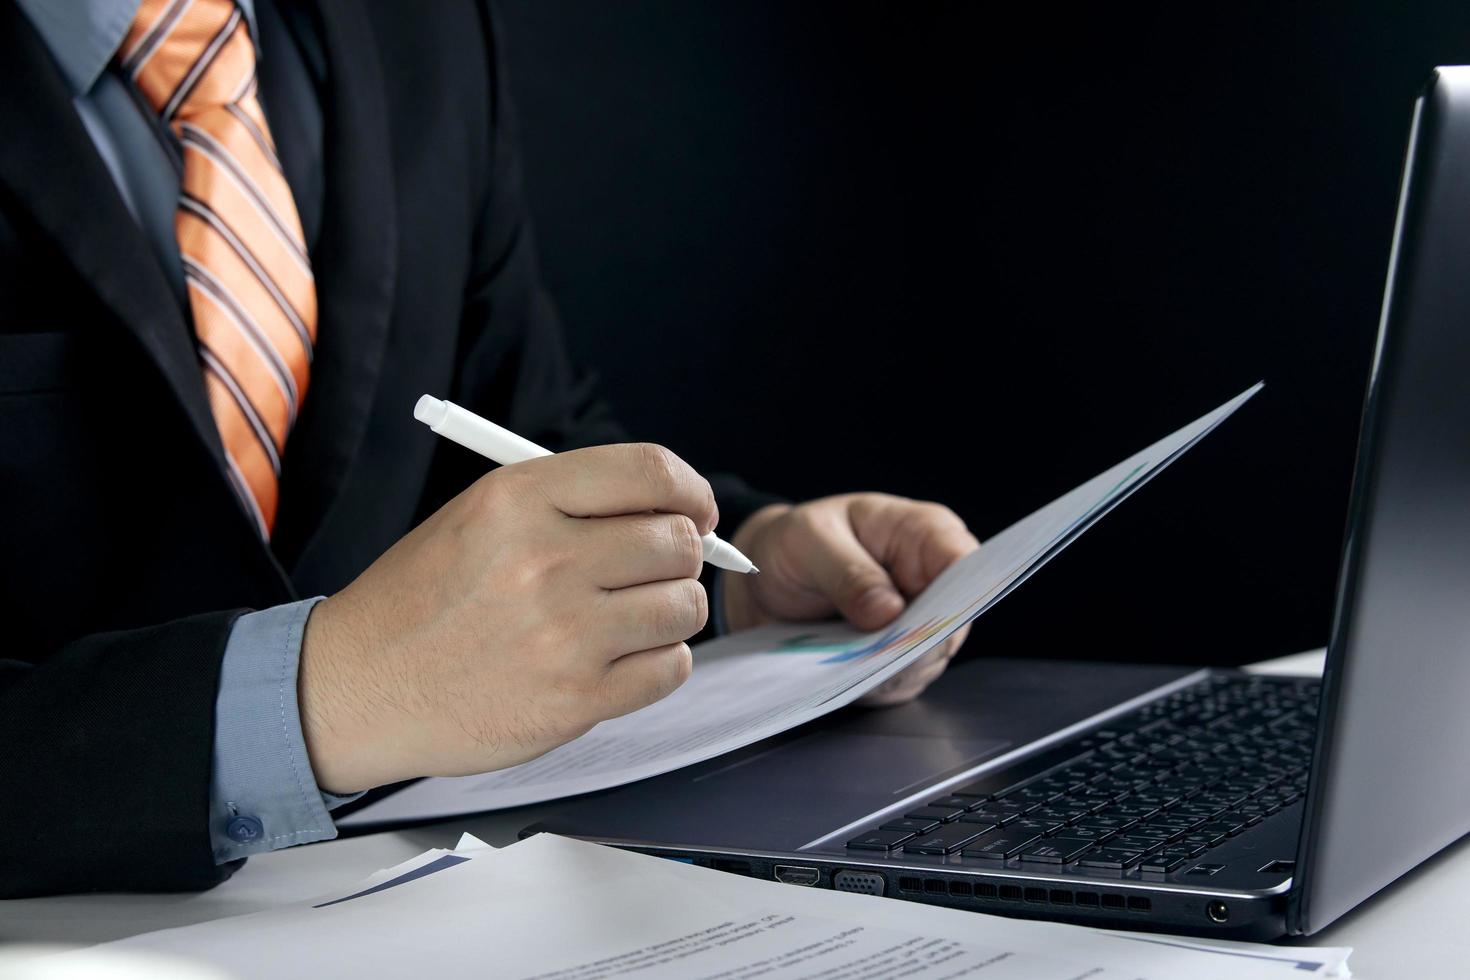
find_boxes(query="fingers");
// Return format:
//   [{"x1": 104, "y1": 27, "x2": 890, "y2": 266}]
[
  {"x1": 514, "y1": 443, "x2": 718, "y2": 533},
  {"x1": 857, "y1": 625, "x2": 970, "y2": 707},
  {"x1": 852, "y1": 497, "x2": 980, "y2": 599},
  {"x1": 576, "y1": 512, "x2": 706, "y2": 589},
  {"x1": 792, "y1": 509, "x2": 905, "y2": 631},
  {"x1": 858, "y1": 646, "x2": 947, "y2": 707},
  {"x1": 597, "y1": 642, "x2": 694, "y2": 719},
  {"x1": 943, "y1": 623, "x2": 973, "y2": 659},
  {"x1": 598, "y1": 578, "x2": 709, "y2": 655}
]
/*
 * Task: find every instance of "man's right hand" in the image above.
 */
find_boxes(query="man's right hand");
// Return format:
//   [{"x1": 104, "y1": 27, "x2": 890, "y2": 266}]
[{"x1": 297, "y1": 443, "x2": 716, "y2": 796}]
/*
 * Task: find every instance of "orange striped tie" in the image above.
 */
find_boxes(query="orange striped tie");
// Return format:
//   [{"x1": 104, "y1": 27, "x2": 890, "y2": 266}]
[{"x1": 122, "y1": 0, "x2": 316, "y2": 538}]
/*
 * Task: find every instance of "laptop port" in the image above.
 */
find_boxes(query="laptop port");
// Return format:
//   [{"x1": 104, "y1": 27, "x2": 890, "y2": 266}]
[
  {"x1": 833, "y1": 870, "x2": 885, "y2": 896},
  {"x1": 710, "y1": 859, "x2": 752, "y2": 876},
  {"x1": 773, "y1": 865, "x2": 820, "y2": 887}
]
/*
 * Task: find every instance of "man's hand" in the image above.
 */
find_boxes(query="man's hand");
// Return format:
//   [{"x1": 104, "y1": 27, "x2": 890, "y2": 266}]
[
  {"x1": 723, "y1": 495, "x2": 980, "y2": 706},
  {"x1": 298, "y1": 444, "x2": 716, "y2": 796}
]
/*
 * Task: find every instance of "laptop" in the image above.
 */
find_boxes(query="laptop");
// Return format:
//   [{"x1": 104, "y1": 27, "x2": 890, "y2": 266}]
[{"x1": 524, "y1": 66, "x2": 1470, "y2": 939}]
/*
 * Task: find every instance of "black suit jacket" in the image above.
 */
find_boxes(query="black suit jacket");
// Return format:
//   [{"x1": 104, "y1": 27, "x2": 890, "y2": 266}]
[{"x1": 0, "y1": 0, "x2": 777, "y2": 898}]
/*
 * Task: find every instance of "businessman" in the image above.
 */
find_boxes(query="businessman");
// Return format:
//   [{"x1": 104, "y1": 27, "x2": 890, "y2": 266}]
[{"x1": 0, "y1": 0, "x2": 979, "y2": 897}]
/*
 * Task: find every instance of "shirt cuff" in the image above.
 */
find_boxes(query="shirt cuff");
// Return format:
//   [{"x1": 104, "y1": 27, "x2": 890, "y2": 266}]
[{"x1": 209, "y1": 597, "x2": 362, "y2": 863}]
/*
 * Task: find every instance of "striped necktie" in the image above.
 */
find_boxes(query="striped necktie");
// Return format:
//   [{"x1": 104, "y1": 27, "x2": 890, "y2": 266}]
[{"x1": 121, "y1": 0, "x2": 317, "y2": 538}]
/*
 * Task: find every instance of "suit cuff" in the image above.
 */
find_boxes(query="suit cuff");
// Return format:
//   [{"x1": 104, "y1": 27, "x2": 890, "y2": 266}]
[{"x1": 209, "y1": 597, "x2": 361, "y2": 863}]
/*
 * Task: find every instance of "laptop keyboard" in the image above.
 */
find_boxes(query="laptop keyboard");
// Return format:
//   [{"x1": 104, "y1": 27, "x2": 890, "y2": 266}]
[{"x1": 845, "y1": 674, "x2": 1318, "y2": 874}]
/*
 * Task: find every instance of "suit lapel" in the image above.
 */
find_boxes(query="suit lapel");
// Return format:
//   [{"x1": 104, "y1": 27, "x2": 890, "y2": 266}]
[
  {"x1": 0, "y1": 2, "x2": 226, "y2": 477},
  {"x1": 270, "y1": 0, "x2": 398, "y2": 570}
]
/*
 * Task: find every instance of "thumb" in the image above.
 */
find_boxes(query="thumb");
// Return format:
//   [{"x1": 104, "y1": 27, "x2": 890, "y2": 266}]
[{"x1": 804, "y1": 520, "x2": 905, "y2": 630}]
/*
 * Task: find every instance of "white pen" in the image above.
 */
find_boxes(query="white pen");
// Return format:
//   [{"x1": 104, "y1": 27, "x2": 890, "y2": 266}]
[{"x1": 413, "y1": 395, "x2": 759, "y2": 574}]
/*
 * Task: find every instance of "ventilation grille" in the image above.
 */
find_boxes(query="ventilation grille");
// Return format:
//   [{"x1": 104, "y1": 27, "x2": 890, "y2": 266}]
[{"x1": 895, "y1": 877, "x2": 1151, "y2": 914}]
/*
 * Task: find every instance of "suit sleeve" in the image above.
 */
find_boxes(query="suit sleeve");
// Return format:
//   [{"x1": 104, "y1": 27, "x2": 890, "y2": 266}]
[
  {"x1": 418, "y1": 1, "x2": 785, "y2": 537},
  {"x1": 0, "y1": 611, "x2": 244, "y2": 897}
]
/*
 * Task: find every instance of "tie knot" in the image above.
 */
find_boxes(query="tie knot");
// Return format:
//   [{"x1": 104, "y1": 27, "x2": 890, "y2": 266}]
[{"x1": 120, "y1": 0, "x2": 255, "y2": 121}]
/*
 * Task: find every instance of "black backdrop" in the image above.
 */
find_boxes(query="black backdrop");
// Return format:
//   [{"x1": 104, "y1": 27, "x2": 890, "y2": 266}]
[{"x1": 496, "y1": 1, "x2": 1470, "y2": 667}]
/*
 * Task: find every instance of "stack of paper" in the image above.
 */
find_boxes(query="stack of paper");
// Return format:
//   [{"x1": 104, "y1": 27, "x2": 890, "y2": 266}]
[
  {"x1": 344, "y1": 385, "x2": 1263, "y2": 826},
  {"x1": 52, "y1": 833, "x2": 1350, "y2": 979}
]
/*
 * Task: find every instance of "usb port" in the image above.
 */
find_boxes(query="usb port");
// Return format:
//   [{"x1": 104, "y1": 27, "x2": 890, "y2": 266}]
[{"x1": 774, "y1": 865, "x2": 820, "y2": 886}]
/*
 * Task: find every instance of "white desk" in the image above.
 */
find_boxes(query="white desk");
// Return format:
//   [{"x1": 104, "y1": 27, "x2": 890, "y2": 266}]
[{"x1": 3, "y1": 651, "x2": 1463, "y2": 979}]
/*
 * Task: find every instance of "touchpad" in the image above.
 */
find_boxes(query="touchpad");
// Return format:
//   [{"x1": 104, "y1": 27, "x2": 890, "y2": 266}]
[{"x1": 543, "y1": 731, "x2": 1011, "y2": 851}]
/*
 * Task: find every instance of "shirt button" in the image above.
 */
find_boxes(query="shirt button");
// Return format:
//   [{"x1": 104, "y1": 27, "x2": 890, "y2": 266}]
[{"x1": 227, "y1": 815, "x2": 265, "y2": 843}]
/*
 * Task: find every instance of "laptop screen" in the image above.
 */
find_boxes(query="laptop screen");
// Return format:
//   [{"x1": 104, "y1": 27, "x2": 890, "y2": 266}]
[{"x1": 1293, "y1": 66, "x2": 1470, "y2": 934}]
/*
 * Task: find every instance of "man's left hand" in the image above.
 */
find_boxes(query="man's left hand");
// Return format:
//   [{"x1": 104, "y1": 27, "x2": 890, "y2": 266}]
[{"x1": 722, "y1": 494, "x2": 980, "y2": 706}]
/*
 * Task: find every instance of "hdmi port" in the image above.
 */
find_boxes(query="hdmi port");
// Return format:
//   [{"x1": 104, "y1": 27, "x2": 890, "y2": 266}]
[{"x1": 774, "y1": 865, "x2": 820, "y2": 886}]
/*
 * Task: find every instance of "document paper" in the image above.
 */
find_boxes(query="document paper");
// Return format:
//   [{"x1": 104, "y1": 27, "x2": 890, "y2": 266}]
[
  {"x1": 71, "y1": 833, "x2": 1350, "y2": 979},
  {"x1": 344, "y1": 385, "x2": 1263, "y2": 826}
]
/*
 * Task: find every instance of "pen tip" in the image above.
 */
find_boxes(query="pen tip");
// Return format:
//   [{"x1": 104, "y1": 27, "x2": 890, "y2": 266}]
[{"x1": 750, "y1": 565, "x2": 760, "y2": 575}]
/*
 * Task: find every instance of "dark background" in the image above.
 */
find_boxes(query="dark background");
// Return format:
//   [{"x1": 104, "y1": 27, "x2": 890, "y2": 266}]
[{"x1": 497, "y1": 1, "x2": 1470, "y2": 667}]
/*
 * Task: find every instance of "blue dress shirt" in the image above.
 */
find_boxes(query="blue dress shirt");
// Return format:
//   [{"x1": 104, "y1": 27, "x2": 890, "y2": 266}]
[{"x1": 15, "y1": 0, "x2": 355, "y2": 863}]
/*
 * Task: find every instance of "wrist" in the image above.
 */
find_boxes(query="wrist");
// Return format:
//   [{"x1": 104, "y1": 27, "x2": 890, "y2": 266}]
[{"x1": 297, "y1": 594, "x2": 405, "y2": 795}]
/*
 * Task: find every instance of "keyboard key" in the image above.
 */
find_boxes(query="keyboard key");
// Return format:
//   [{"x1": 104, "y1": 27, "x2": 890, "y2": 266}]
[
  {"x1": 1140, "y1": 853, "x2": 1189, "y2": 873},
  {"x1": 1077, "y1": 847, "x2": 1146, "y2": 870},
  {"x1": 988, "y1": 800, "x2": 1039, "y2": 817},
  {"x1": 1110, "y1": 803, "x2": 1161, "y2": 821},
  {"x1": 1009, "y1": 786, "x2": 1063, "y2": 806},
  {"x1": 957, "y1": 812, "x2": 1002, "y2": 829},
  {"x1": 906, "y1": 825, "x2": 986, "y2": 855},
  {"x1": 905, "y1": 806, "x2": 965, "y2": 823},
  {"x1": 881, "y1": 818, "x2": 941, "y2": 834},
  {"x1": 1051, "y1": 825, "x2": 1115, "y2": 844},
  {"x1": 927, "y1": 796, "x2": 978, "y2": 810},
  {"x1": 1009, "y1": 818, "x2": 1064, "y2": 836},
  {"x1": 1124, "y1": 825, "x2": 1177, "y2": 842},
  {"x1": 846, "y1": 830, "x2": 913, "y2": 851},
  {"x1": 1019, "y1": 838, "x2": 1095, "y2": 864},
  {"x1": 1200, "y1": 821, "x2": 1242, "y2": 838},
  {"x1": 961, "y1": 829, "x2": 1042, "y2": 860},
  {"x1": 1171, "y1": 803, "x2": 1224, "y2": 820},
  {"x1": 1179, "y1": 833, "x2": 1222, "y2": 850},
  {"x1": 1076, "y1": 815, "x2": 1137, "y2": 833},
  {"x1": 1151, "y1": 815, "x2": 1204, "y2": 832},
  {"x1": 1130, "y1": 793, "x2": 1181, "y2": 809},
  {"x1": 1035, "y1": 778, "x2": 1087, "y2": 795}
]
